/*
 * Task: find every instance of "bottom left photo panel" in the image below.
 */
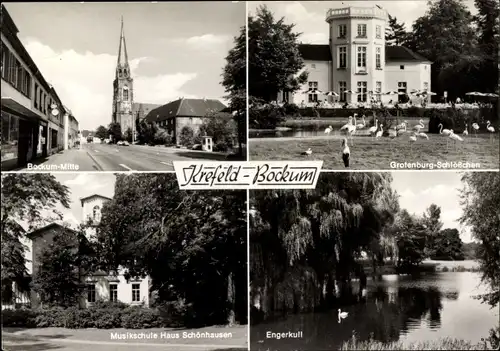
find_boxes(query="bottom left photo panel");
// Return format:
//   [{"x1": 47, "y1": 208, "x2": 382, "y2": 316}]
[{"x1": 1, "y1": 172, "x2": 248, "y2": 351}]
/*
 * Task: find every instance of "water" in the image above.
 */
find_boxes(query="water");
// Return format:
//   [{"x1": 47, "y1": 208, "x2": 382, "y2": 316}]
[{"x1": 251, "y1": 272, "x2": 499, "y2": 350}]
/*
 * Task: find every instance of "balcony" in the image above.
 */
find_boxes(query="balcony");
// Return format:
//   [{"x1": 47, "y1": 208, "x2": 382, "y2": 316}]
[{"x1": 326, "y1": 6, "x2": 388, "y2": 22}]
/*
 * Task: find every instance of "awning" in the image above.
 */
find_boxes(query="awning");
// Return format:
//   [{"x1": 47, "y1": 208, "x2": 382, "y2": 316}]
[{"x1": 1, "y1": 97, "x2": 46, "y2": 122}]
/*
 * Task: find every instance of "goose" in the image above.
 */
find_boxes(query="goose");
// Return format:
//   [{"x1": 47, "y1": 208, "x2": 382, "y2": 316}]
[
  {"x1": 375, "y1": 124, "x2": 383, "y2": 139},
  {"x1": 368, "y1": 119, "x2": 379, "y2": 138},
  {"x1": 338, "y1": 309, "x2": 348, "y2": 323},
  {"x1": 301, "y1": 148, "x2": 312, "y2": 156},
  {"x1": 341, "y1": 138, "x2": 350, "y2": 168}
]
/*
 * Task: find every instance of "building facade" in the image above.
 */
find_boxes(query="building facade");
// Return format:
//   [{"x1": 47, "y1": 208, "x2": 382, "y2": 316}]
[
  {"x1": 1, "y1": 5, "x2": 77, "y2": 170},
  {"x1": 28, "y1": 194, "x2": 151, "y2": 309},
  {"x1": 281, "y1": 5, "x2": 432, "y2": 105},
  {"x1": 144, "y1": 98, "x2": 229, "y2": 144},
  {"x1": 63, "y1": 106, "x2": 79, "y2": 150},
  {"x1": 111, "y1": 18, "x2": 134, "y2": 135}
]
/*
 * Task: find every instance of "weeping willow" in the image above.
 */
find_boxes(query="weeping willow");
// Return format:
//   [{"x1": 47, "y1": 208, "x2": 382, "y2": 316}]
[{"x1": 250, "y1": 172, "x2": 399, "y2": 319}]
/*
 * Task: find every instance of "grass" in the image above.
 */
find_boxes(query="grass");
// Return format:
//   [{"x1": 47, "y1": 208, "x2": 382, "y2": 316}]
[
  {"x1": 340, "y1": 337, "x2": 491, "y2": 350},
  {"x1": 249, "y1": 133, "x2": 499, "y2": 170}
]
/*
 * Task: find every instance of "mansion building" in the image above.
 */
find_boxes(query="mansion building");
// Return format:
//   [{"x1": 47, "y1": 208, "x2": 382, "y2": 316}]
[
  {"x1": 279, "y1": 5, "x2": 432, "y2": 105},
  {"x1": 28, "y1": 194, "x2": 150, "y2": 308}
]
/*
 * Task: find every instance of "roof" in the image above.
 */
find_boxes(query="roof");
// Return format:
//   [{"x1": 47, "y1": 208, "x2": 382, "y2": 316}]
[
  {"x1": 26, "y1": 223, "x2": 75, "y2": 239},
  {"x1": 79, "y1": 194, "x2": 112, "y2": 206},
  {"x1": 297, "y1": 44, "x2": 430, "y2": 63},
  {"x1": 144, "y1": 98, "x2": 228, "y2": 123},
  {"x1": 298, "y1": 44, "x2": 332, "y2": 61},
  {"x1": 385, "y1": 46, "x2": 431, "y2": 63}
]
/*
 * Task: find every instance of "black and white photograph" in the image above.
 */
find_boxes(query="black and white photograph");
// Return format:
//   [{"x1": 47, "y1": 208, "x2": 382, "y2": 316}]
[
  {"x1": 1, "y1": 173, "x2": 248, "y2": 351},
  {"x1": 1, "y1": 1, "x2": 246, "y2": 173},
  {"x1": 249, "y1": 171, "x2": 500, "y2": 351},
  {"x1": 248, "y1": 1, "x2": 499, "y2": 170}
]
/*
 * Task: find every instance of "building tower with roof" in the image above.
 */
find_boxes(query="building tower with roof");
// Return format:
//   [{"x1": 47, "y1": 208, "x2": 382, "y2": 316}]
[
  {"x1": 111, "y1": 17, "x2": 134, "y2": 134},
  {"x1": 80, "y1": 194, "x2": 112, "y2": 241},
  {"x1": 280, "y1": 5, "x2": 432, "y2": 105}
]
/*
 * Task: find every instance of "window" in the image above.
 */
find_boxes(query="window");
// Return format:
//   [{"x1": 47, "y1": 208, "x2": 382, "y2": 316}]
[
  {"x1": 338, "y1": 46, "x2": 347, "y2": 68},
  {"x1": 87, "y1": 284, "x2": 96, "y2": 303},
  {"x1": 376, "y1": 25, "x2": 382, "y2": 39},
  {"x1": 357, "y1": 81, "x2": 367, "y2": 102},
  {"x1": 123, "y1": 87, "x2": 129, "y2": 101},
  {"x1": 376, "y1": 81, "x2": 382, "y2": 101},
  {"x1": 1, "y1": 112, "x2": 19, "y2": 162},
  {"x1": 34, "y1": 85, "x2": 39, "y2": 109},
  {"x1": 398, "y1": 82, "x2": 407, "y2": 103},
  {"x1": 10, "y1": 58, "x2": 18, "y2": 85},
  {"x1": 357, "y1": 24, "x2": 367, "y2": 38},
  {"x1": 132, "y1": 284, "x2": 140, "y2": 302},
  {"x1": 338, "y1": 24, "x2": 347, "y2": 38},
  {"x1": 0, "y1": 44, "x2": 6, "y2": 78},
  {"x1": 110, "y1": 284, "x2": 118, "y2": 302},
  {"x1": 400, "y1": 65, "x2": 405, "y2": 70},
  {"x1": 357, "y1": 47, "x2": 367, "y2": 69},
  {"x1": 307, "y1": 81, "x2": 318, "y2": 103},
  {"x1": 376, "y1": 47, "x2": 381, "y2": 69},
  {"x1": 16, "y1": 61, "x2": 23, "y2": 89},
  {"x1": 339, "y1": 81, "x2": 347, "y2": 102},
  {"x1": 93, "y1": 205, "x2": 101, "y2": 222}
]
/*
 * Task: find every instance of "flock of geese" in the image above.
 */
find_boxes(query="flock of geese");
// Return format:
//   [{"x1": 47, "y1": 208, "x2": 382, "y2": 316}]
[{"x1": 301, "y1": 113, "x2": 496, "y2": 167}]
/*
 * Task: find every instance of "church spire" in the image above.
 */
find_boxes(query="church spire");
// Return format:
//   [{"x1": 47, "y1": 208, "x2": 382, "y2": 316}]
[{"x1": 116, "y1": 16, "x2": 129, "y2": 76}]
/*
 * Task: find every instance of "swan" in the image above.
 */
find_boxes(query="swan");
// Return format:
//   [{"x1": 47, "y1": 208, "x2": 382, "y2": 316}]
[
  {"x1": 375, "y1": 124, "x2": 383, "y2": 139},
  {"x1": 368, "y1": 119, "x2": 379, "y2": 138},
  {"x1": 301, "y1": 148, "x2": 312, "y2": 156},
  {"x1": 341, "y1": 138, "x2": 350, "y2": 168},
  {"x1": 338, "y1": 309, "x2": 348, "y2": 323}
]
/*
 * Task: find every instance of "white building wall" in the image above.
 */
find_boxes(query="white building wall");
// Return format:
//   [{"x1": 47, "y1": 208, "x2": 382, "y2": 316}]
[{"x1": 292, "y1": 61, "x2": 331, "y2": 104}]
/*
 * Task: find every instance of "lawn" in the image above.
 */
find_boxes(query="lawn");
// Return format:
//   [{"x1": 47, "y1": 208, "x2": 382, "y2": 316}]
[{"x1": 249, "y1": 133, "x2": 499, "y2": 170}]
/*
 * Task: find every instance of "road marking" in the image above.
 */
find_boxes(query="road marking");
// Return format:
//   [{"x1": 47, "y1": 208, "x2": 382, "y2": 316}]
[
  {"x1": 93, "y1": 150, "x2": 99, "y2": 153},
  {"x1": 161, "y1": 161, "x2": 173, "y2": 167},
  {"x1": 119, "y1": 164, "x2": 135, "y2": 171}
]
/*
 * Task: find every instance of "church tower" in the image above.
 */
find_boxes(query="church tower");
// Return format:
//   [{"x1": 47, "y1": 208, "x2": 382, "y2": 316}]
[{"x1": 112, "y1": 17, "x2": 134, "y2": 134}]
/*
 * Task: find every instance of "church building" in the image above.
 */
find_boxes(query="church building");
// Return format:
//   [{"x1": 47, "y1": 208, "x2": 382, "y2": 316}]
[
  {"x1": 280, "y1": 5, "x2": 432, "y2": 105},
  {"x1": 111, "y1": 18, "x2": 134, "y2": 134}
]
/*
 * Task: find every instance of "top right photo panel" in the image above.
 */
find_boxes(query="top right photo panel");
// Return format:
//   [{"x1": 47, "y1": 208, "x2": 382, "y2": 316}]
[{"x1": 248, "y1": 1, "x2": 499, "y2": 170}]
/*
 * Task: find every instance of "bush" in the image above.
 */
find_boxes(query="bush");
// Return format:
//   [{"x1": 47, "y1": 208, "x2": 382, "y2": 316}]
[
  {"x1": 34, "y1": 306, "x2": 67, "y2": 327},
  {"x1": 178, "y1": 126, "x2": 195, "y2": 147},
  {"x1": 2, "y1": 308, "x2": 37, "y2": 328},
  {"x1": 249, "y1": 104, "x2": 286, "y2": 129},
  {"x1": 214, "y1": 142, "x2": 229, "y2": 152},
  {"x1": 157, "y1": 299, "x2": 188, "y2": 328},
  {"x1": 154, "y1": 129, "x2": 174, "y2": 146},
  {"x1": 121, "y1": 306, "x2": 163, "y2": 329}
]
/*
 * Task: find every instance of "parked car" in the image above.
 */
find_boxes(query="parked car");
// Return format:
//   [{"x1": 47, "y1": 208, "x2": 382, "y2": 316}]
[
  {"x1": 117, "y1": 141, "x2": 124, "y2": 145},
  {"x1": 122, "y1": 141, "x2": 129, "y2": 146}
]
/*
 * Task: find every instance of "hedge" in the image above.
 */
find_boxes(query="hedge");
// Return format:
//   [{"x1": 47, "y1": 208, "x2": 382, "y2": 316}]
[{"x1": 1, "y1": 301, "x2": 184, "y2": 329}]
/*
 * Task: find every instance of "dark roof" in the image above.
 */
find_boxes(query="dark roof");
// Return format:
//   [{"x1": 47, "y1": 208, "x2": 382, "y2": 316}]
[
  {"x1": 145, "y1": 98, "x2": 228, "y2": 123},
  {"x1": 297, "y1": 44, "x2": 430, "y2": 63},
  {"x1": 79, "y1": 194, "x2": 112, "y2": 206},
  {"x1": 298, "y1": 44, "x2": 332, "y2": 61},
  {"x1": 385, "y1": 46, "x2": 431, "y2": 63},
  {"x1": 27, "y1": 223, "x2": 75, "y2": 239}
]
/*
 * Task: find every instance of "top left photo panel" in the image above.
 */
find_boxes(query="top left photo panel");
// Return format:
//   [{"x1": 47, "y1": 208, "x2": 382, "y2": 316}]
[{"x1": 1, "y1": 1, "x2": 247, "y2": 172}]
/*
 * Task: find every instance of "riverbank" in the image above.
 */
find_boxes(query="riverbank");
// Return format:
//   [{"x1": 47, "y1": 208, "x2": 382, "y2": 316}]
[
  {"x1": 361, "y1": 259, "x2": 481, "y2": 275},
  {"x1": 340, "y1": 337, "x2": 491, "y2": 350}
]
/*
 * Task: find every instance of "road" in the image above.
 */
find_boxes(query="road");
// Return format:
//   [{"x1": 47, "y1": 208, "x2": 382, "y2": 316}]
[{"x1": 18, "y1": 143, "x2": 230, "y2": 172}]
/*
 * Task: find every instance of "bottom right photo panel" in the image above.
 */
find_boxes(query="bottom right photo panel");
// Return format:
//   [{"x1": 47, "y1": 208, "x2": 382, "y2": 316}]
[{"x1": 249, "y1": 171, "x2": 500, "y2": 351}]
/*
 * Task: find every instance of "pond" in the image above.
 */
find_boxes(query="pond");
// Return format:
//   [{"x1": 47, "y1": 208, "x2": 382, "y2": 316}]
[{"x1": 251, "y1": 272, "x2": 499, "y2": 350}]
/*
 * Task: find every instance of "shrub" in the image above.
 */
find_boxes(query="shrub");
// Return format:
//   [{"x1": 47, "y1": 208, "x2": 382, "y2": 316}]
[
  {"x1": 154, "y1": 129, "x2": 173, "y2": 146},
  {"x1": 214, "y1": 142, "x2": 229, "y2": 153},
  {"x1": 178, "y1": 126, "x2": 195, "y2": 147},
  {"x1": 90, "y1": 307, "x2": 123, "y2": 329},
  {"x1": 249, "y1": 104, "x2": 286, "y2": 129},
  {"x1": 121, "y1": 306, "x2": 163, "y2": 329},
  {"x1": 1, "y1": 309, "x2": 37, "y2": 328},
  {"x1": 283, "y1": 103, "x2": 300, "y2": 117},
  {"x1": 34, "y1": 306, "x2": 67, "y2": 327},
  {"x1": 157, "y1": 299, "x2": 188, "y2": 328}
]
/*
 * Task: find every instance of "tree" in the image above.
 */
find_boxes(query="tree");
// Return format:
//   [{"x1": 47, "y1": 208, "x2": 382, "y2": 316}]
[
  {"x1": 124, "y1": 128, "x2": 133, "y2": 143},
  {"x1": 385, "y1": 14, "x2": 409, "y2": 46},
  {"x1": 96, "y1": 174, "x2": 247, "y2": 326},
  {"x1": 108, "y1": 122, "x2": 122, "y2": 143},
  {"x1": 221, "y1": 25, "x2": 246, "y2": 158},
  {"x1": 178, "y1": 126, "x2": 195, "y2": 147},
  {"x1": 95, "y1": 125, "x2": 108, "y2": 140},
  {"x1": 198, "y1": 113, "x2": 236, "y2": 148},
  {"x1": 406, "y1": 0, "x2": 482, "y2": 98},
  {"x1": 431, "y1": 228, "x2": 465, "y2": 260},
  {"x1": 248, "y1": 5, "x2": 308, "y2": 103},
  {"x1": 31, "y1": 226, "x2": 96, "y2": 307},
  {"x1": 474, "y1": 0, "x2": 500, "y2": 93},
  {"x1": 394, "y1": 210, "x2": 428, "y2": 271},
  {"x1": 1, "y1": 174, "x2": 70, "y2": 304},
  {"x1": 422, "y1": 204, "x2": 443, "y2": 258},
  {"x1": 136, "y1": 119, "x2": 158, "y2": 145},
  {"x1": 459, "y1": 172, "x2": 500, "y2": 308}
]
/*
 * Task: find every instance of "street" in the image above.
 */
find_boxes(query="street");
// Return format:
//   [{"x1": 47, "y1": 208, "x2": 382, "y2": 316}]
[{"x1": 18, "y1": 143, "x2": 230, "y2": 172}]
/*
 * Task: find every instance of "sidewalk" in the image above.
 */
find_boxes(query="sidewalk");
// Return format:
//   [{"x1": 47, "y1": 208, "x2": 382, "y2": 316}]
[{"x1": 15, "y1": 148, "x2": 101, "y2": 172}]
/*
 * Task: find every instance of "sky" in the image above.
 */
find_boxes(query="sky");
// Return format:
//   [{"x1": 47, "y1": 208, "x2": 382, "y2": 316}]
[
  {"x1": 249, "y1": 1, "x2": 477, "y2": 45},
  {"x1": 391, "y1": 171, "x2": 473, "y2": 243},
  {"x1": 4, "y1": 2, "x2": 245, "y2": 130}
]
